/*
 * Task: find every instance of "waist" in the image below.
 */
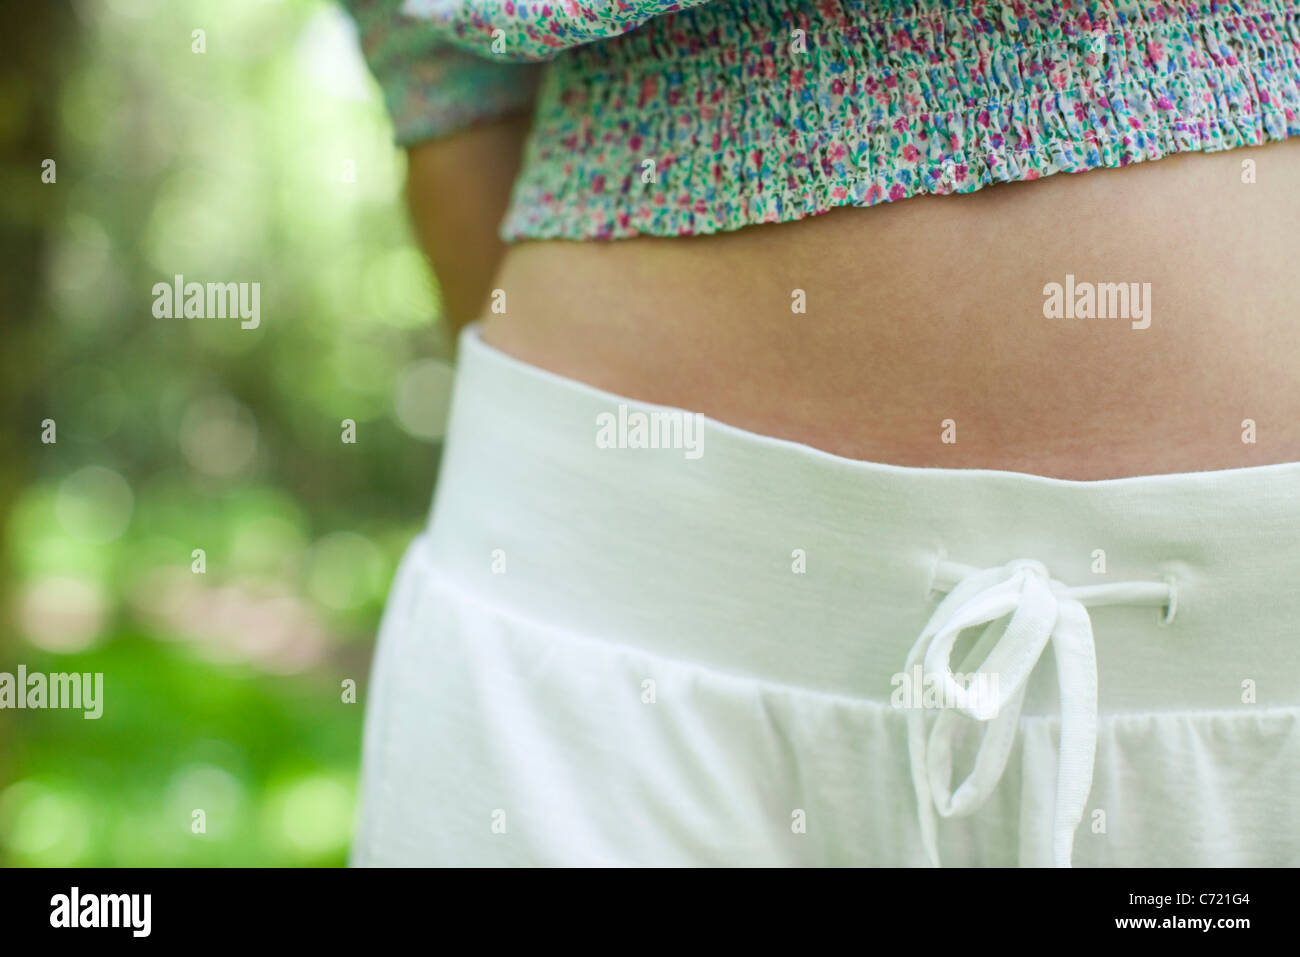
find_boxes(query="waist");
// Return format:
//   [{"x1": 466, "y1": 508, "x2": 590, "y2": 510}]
[
  {"x1": 425, "y1": 325, "x2": 1300, "y2": 713},
  {"x1": 484, "y1": 140, "x2": 1300, "y2": 478}
]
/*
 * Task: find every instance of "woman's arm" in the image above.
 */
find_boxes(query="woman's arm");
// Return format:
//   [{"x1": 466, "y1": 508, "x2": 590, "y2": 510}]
[
  {"x1": 405, "y1": 110, "x2": 532, "y2": 341},
  {"x1": 338, "y1": 0, "x2": 539, "y2": 338}
]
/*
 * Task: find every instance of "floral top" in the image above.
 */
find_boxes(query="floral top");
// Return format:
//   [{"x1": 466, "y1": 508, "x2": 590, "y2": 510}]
[{"x1": 342, "y1": 0, "x2": 1300, "y2": 240}]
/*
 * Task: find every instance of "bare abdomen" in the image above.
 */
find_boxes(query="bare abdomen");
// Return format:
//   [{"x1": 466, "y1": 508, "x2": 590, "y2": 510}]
[{"x1": 482, "y1": 140, "x2": 1300, "y2": 479}]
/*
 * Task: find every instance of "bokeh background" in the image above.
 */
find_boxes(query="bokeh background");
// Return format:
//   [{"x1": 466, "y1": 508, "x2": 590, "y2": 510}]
[{"x1": 0, "y1": 0, "x2": 453, "y2": 865}]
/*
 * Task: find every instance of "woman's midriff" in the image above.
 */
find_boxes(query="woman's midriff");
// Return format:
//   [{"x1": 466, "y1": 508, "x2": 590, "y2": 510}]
[{"x1": 480, "y1": 140, "x2": 1300, "y2": 480}]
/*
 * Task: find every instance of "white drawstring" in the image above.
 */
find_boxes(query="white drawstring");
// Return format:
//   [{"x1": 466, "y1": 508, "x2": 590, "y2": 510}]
[{"x1": 905, "y1": 558, "x2": 1173, "y2": 867}]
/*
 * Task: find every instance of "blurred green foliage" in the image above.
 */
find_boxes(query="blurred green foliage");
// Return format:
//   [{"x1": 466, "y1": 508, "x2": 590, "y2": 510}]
[{"x1": 1, "y1": 0, "x2": 447, "y2": 865}]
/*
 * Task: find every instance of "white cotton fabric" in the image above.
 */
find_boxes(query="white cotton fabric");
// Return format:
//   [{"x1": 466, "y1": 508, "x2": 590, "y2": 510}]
[{"x1": 352, "y1": 325, "x2": 1300, "y2": 867}]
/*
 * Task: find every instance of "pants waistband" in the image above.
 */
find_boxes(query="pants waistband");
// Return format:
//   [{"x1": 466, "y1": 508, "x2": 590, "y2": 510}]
[{"x1": 422, "y1": 325, "x2": 1300, "y2": 714}]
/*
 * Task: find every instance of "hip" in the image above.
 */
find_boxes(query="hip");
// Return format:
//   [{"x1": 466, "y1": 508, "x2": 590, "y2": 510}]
[{"x1": 352, "y1": 326, "x2": 1300, "y2": 866}]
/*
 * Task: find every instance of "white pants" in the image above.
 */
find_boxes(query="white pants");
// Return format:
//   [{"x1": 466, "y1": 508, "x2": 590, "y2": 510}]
[{"x1": 353, "y1": 326, "x2": 1300, "y2": 866}]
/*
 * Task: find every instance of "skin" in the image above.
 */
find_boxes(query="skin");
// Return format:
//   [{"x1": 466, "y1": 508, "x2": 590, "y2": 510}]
[
  {"x1": 411, "y1": 120, "x2": 1300, "y2": 480},
  {"x1": 405, "y1": 112, "x2": 532, "y2": 341}
]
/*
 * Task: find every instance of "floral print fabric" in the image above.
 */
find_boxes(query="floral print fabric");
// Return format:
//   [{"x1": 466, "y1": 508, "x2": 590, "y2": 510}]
[
  {"x1": 343, "y1": 0, "x2": 1300, "y2": 240},
  {"x1": 342, "y1": 0, "x2": 541, "y2": 144},
  {"x1": 401, "y1": 0, "x2": 721, "y2": 60}
]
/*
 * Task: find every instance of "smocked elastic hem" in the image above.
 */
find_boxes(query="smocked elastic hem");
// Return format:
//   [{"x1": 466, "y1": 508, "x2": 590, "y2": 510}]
[{"x1": 501, "y1": 0, "x2": 1300, "y2": 239}]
